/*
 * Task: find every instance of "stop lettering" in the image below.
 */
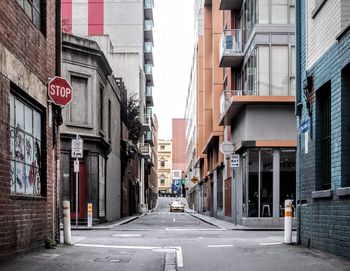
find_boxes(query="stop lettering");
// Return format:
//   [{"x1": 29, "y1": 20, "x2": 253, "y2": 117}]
[{"x1": 48, "y1": 76, "x2": 73, "y2": 107}]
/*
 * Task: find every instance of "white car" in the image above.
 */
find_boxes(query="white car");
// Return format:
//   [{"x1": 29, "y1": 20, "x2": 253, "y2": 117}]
[{"x1": 169, "y1": 200, "x2": 185, "y2": 212}]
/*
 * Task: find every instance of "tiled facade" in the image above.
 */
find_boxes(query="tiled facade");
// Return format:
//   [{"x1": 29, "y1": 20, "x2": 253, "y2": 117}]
[{"x1": 298, "y1": 0, "x2": 350, "y2": 259}]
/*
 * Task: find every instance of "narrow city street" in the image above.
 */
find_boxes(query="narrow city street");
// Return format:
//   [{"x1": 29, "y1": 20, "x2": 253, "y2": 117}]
[{"x1": 0, "y1": 197, "x2": 349, "y2": 271}]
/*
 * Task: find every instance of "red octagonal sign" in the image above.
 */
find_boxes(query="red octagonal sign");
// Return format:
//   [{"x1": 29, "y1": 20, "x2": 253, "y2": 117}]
[{"x1": 48, "y1": 76, "x2": 73, "y2": 107}]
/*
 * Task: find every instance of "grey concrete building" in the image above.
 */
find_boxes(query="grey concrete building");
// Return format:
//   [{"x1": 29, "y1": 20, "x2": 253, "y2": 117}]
[
  {"x1": 62, "y1": 0, "x2": 155, "y2": 213},
  {"x1": 60, "y1": 34, "x2": 122, "y2": 223}
]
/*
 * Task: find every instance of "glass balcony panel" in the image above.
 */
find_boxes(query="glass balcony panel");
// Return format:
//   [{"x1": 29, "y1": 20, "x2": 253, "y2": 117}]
[
  {"x1": 220, "y1": 29, "x2": 245, "y2": 67},
  {"x1": 144, "y1": 20, "x2": 153, "y2": 31},
  {"x1": 144, "y1": 42, "x2": 153, "y2": 53},
  {"x1": 144, "y1": 0, "x2": 154, "y2": 9}
]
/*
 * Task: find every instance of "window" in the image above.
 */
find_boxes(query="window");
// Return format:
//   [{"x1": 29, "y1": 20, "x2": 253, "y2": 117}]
[
  {"x1": 160, "y1": 159, "x2": 165, "y2": 167},
  {"x1": 10, "y1": 93, "x2": 42, "y2": 196},
  {"x1": 108, "y1": 99, "x2": 112, "y2": 140},
  {"x1": 271, "y1": 46, "x2": 289, "y2": 95},
  {"x1": 341, "y1": 65, "x2": 350, "y2": 187},
  {"x1": 17, "y1": 0, "x2": 42, "y2": 31},
  {"x1": 99, "y1": 87, "x2": 104, "y2": 131},
  {"x1": 258, "y1": 46, "x2": 270, "y2": 95},
  {"x1": 257, "y1": 0, "x2": 295, "y2": 24},
  {"x1": 160, "y1": 145, "x2": 165, "y2": 150},
  {"x1": 160, "y1": 175, "x2": 165, "y2": 185},
  {"x1": 290, "y1": 46, "x2": 296, "y2": 96},
  {"x1": 70, "y1": 76, "x2": 88, "y2": 125},
  {"x1": 271, "y1": 0, "x2": 288, "y2": 24},
  {"x1": 316, "y1": 82, "x2": 331, "y2": 190}
]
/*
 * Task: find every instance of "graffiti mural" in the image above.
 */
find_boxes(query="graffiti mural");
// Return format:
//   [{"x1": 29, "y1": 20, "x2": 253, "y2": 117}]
[{"x1": 10, "y1": 94, "x2": 42, "y2": 196}]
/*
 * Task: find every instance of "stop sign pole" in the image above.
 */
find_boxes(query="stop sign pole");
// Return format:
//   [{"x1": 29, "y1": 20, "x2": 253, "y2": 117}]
[{"x1": 48, "y1": 76, "x2": 73, "y2": 107}]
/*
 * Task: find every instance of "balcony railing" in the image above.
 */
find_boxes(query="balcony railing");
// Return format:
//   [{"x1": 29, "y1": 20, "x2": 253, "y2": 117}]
[
  {"x1": 146, "y1": 86, "x2": 154, "y2": 106},
  {"x1": 144, "y1": 64, "x2": 153, "y2": 75},
  {"x1": 140, "y1": 143, "x2": 151, "y2": 158},
  {"x1": 144, "y1": 0, "x2": 154, "y2": 9},
  {"x1": 144, "y1": 42, "x2": 153, "y2": 53},
  {"x1": 220, "y1": 29, "x2": 245, "y2": 67},
  {"x1": 144, "y1": 20, "x2": 153, "y2": 31},
  {"x1": 220, "y1": 89, "x2": 257, "y2": 115},
  {"x1": 141, "y1": 114, "x2": 151, "y2": 131}
]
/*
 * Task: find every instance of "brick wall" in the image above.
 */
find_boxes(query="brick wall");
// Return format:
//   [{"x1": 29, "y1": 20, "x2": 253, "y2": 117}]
[
  {"x1": 299, "y1": 0, "x2": 350, "y2": 260},
  {"x1": 0, "y1": 0, "x2": 57, "y2": 261}
]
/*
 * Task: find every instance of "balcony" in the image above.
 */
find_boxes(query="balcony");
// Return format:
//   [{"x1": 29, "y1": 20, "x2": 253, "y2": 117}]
[
  {"x1": 219, "y1": 0, "x2": 242, "y2": 10},
  {"x1": 144, "y1": 20, "x2": 153, "y2": 43},
  {"x1": 220, "y1": 89, "x2": 295, "y2": 125},
  {"x1": 144, "y1": 42, "x2": 153, "y2": 65},
  {"x1": 144, "y1": 64, "x2": 154, "y2": 86},
  {"x1": 146, "y1": 86, "x2": 154, "y2": 106},
  {"x1": 220, "y1": 90, "x2": 257, "y2": 116},
  {"x1": 219, "y1": 29, "x2": 244, "y2": 67},
  {"x1": 141, "y1": 114, "x2": 151, "y2": 131},
  {"x1": 145, "y1": 130, "x2": 155, "y2": 146},
  {"x1": 140, "y1": 143, "x2": 151, "y2": 158},
  {"x1": 144, "y1": 0, "x2": 153, "y2": 20}
]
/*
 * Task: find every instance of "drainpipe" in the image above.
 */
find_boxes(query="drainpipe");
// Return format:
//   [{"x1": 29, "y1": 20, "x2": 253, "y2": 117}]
[{"x1": 295, "y1": 0, "x2": 302, "y2": 245}]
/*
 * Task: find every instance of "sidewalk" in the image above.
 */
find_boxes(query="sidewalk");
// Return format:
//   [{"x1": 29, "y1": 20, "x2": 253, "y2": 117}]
[
  {"x1": 69, "y1": 213, "x2": 147, "y2": 231},
  {"x1": 186, "y1": 209, "x2": 291, "y2": 231}
]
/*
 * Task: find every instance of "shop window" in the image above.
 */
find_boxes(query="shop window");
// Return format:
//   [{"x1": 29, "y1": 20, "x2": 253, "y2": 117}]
[
  {"x1": 247, "y1": 149, "x2": 259, "y2": 217},
  {"x1": 316, "y1": 82, "x2": 331, "y2": 190},
  {"x1": 17, "y1": 0, "x2": 43, "y2": 32},
  {"x1": 10, "y1": 93, "x2": 42, "y2": 196},
  {"x1": 280, "y1": 149, "x2": 296, "y2": 216}
]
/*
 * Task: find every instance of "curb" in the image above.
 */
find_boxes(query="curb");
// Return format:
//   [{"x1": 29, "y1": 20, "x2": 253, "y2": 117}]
[{"x1": 188, "y1": 212, "x2": 297, "y2": 231}]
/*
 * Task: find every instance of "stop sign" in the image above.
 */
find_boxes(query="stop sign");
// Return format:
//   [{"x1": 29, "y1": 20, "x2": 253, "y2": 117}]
[{"x1": 48, "y1": 76, "x2": 73, "y2": 107}]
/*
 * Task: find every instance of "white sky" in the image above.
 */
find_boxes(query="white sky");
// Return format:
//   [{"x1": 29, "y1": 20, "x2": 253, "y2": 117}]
[{"x1": 153, "y1": 0, "x2": 195, "y2": 140}]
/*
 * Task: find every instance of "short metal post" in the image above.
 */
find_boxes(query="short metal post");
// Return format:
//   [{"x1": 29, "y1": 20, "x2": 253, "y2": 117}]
[
  {"x1": 284, "y1": 199, "x2": 293, "y2": 244},
  {"x1": 63, "y1": 201, "x2": 71, "y2": 245}
]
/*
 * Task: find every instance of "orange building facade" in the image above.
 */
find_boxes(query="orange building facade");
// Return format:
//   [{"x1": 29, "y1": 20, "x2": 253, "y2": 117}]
[{"x1": 190, "y1": 0, "x2": 297, "y2": 227}]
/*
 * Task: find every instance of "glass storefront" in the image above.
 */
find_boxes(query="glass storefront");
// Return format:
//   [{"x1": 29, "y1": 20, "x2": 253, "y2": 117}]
[{"x1": 242, "y1": 148, "x2": 295, "y2": 218}]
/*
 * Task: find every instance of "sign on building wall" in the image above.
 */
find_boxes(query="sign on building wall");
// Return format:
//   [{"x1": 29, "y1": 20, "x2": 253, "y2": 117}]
[{"x1": 230, "y1": 154, "x2": 240, "y2": 168}]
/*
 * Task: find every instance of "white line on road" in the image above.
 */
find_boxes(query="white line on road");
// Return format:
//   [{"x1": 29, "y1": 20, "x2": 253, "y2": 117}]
[
  {"x1": 259, "y1": 242, "x2": 283, "y2": 246},
  {"x1": 207, "y1": 244, "x2": 234, "y2": 248},
  {"x1": 173, "y1": 218, "x2": 176, "y2": 222}
]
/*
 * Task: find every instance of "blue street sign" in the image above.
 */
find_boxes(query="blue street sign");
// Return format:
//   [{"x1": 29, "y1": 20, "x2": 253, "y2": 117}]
[{"x1": 300, "y1": 120, "x2": 309, "y2": 133}]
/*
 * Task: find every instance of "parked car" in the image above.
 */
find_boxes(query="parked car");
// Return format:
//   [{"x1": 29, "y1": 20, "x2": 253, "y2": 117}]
[{"x1": 169, "y1": 200, "x2": 185, "y2": 212}]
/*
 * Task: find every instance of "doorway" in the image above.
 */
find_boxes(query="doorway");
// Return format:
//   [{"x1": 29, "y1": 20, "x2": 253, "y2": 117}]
[{"x1": 70, "y1": 160, "x2": 87, "y2": 220}]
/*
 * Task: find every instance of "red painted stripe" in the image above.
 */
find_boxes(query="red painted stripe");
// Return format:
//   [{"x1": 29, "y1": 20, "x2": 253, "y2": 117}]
[
  {"x1": 62, "y1": 0, "x2": 72, "y2": 34},
  {"x1": 88, "y1": 0, "x2": 104, "y2": 35}
]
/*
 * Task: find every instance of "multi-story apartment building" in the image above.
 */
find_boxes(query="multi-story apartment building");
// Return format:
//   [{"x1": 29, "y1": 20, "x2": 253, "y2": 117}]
[
  {"x1": 219, "y1": 0, "x2": 296, "y2": 227},
  {"x1": 0, "y1": 0, "x2": 60, "y2": 259},
  {"x1": 157, "y1": 140, "x2": 173, "y2": 195},
  {"x1": 297, "y1": 0, "x2": 350, "y2": 259},
  {"x1": 61, "y1": 0, "x2": 155, "y2": 214},
  {"x1": 60, "y1": 34, "x2": 122, "y2": 223},
  {"x1": 190, "y1": 0, "x2": 296, "y2": 227}
]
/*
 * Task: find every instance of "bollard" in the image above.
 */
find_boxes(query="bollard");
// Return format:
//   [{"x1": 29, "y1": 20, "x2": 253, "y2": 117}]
[
  {"x1": 284, "y1": 199, "x2": 293, "y2": 244},
  {"x1": 63, "y1": 200, "x2": 72, "y2": 245}
]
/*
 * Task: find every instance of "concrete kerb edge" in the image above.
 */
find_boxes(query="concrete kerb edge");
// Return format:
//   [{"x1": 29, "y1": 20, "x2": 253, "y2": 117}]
[{"x1": 187, "y1": 212, "x2": 224, "y2": 229}]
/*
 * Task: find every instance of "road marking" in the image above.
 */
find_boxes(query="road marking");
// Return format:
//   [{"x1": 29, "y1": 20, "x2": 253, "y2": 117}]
[
  {"x1": 74, "y1": 244, "x2": 184, "y2": 268},
  {"x1": 259, "y1": 242, "x2": 282, "y2": 246},
  {"x1": 208, "y1": 244, "x2": 233, "y2": 248},
  {"x1": 112, "y1": 234, "x2": 142, "y2": 238},
  {"x1": 173, "y1": 218, "x2": 176, "y2": 222},
  {"x1": 166, "y1": 228, "x2": 225, "y2": 231}
]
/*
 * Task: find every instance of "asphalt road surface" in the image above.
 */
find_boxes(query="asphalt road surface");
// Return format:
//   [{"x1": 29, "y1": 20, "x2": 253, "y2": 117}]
[{"x1": 1, "y1": 197, "x2": 349, "y2": 271}]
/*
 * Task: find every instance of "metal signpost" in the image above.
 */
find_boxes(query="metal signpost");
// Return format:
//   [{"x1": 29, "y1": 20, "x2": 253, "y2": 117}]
[{"x1": 72, "y1": 135, "x2": 83, "y2": 227}]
